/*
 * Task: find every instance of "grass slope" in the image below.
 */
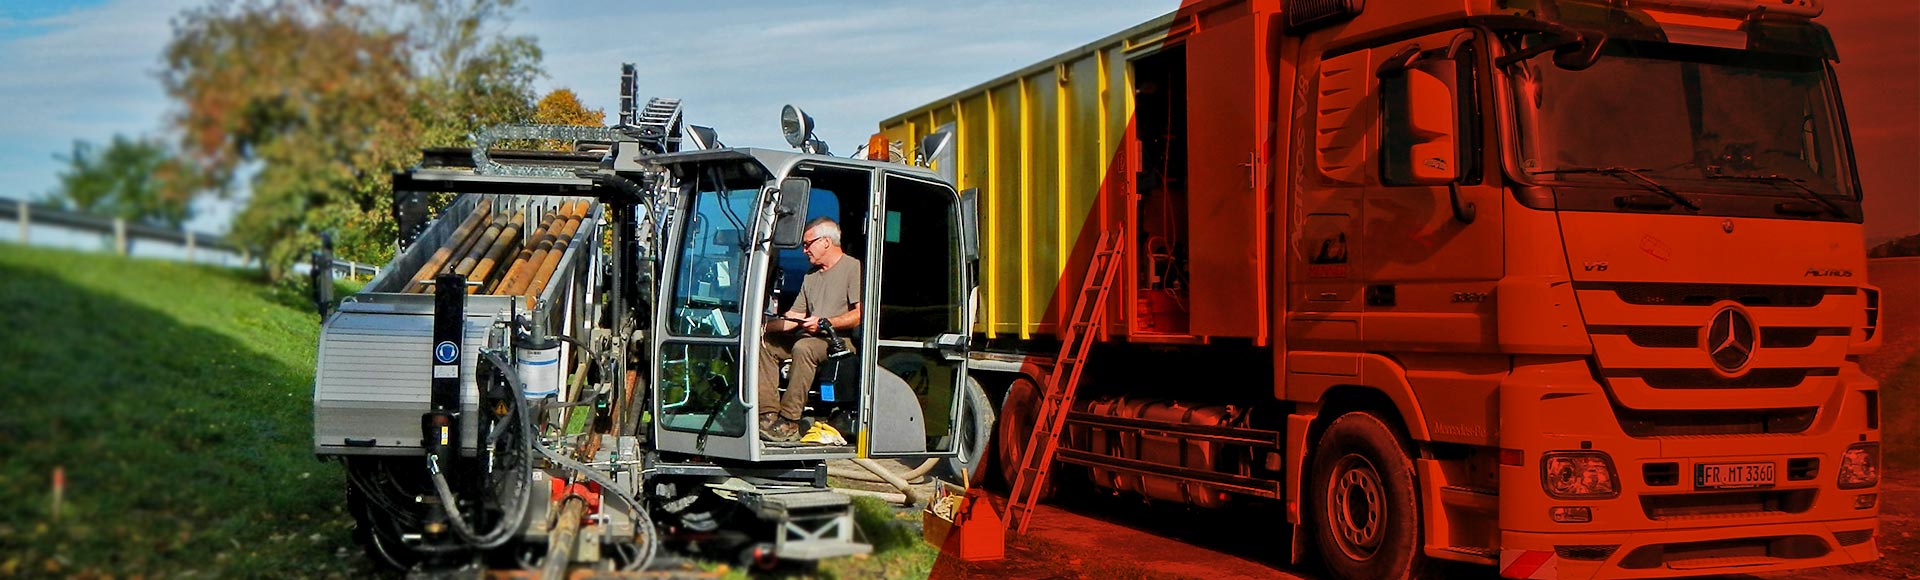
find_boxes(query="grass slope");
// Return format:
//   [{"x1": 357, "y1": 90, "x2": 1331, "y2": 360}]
[
  {"x1": 0, "y1": 244, "x2": 365, "y2": 577},
  {"x1": 0, "y1": 244, "x2": 934, "y2": 579}
]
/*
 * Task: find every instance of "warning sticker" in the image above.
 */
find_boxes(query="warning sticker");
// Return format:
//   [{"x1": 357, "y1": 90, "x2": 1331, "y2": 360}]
[{"x1": 1303, "y1": 214, "x2": 1351, "y2": 279}]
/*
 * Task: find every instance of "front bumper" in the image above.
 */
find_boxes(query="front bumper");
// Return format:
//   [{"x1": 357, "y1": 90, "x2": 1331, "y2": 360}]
[
  {"x1": 1494, "y1": 360, "x2": 1882, "y2": 579},
  {"x1": 1499, "y1": 517, "x2": 1879, "y2": 579}
]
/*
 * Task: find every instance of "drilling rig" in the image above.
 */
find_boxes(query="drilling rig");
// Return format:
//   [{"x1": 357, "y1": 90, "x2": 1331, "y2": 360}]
[{"x1": 312, "y1": 65, "x2": 982, "y2": 575}]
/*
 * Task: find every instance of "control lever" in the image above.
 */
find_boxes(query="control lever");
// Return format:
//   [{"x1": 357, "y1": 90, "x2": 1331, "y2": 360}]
[{"x1": 777, "y1": 316, "x2": 852, "y2": 360}]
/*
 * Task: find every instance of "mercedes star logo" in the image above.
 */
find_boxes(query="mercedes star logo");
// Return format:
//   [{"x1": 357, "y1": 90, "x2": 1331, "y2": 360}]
[{"x1": 1704, "y1": 306, "x2": 1757, "y2": 374}]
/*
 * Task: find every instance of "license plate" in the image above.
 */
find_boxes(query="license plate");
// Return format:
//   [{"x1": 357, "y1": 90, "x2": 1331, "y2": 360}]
[{"x1": 1695, "y1": 462, "x2": 1775, "y2": 489}]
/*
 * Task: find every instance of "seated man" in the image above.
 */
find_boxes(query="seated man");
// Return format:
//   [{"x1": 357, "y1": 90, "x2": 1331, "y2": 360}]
[{"x1": 758, "y1": 217, "x2": 862, "y2": 442}]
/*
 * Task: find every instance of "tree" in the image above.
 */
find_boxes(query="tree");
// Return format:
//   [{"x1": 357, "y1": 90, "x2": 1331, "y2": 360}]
[
  {"x1": 534, "y1": 88, "x2": 605, "y2": 127},
  {"x1": 46, "y1": 135, "x2": 203, "y2": 229},
  {"x1": 532, "y1": 88, "x2": 606, "y2": 150},
  {"x1": 161, "y1": 0, "x2": 542, "y2": 279}
]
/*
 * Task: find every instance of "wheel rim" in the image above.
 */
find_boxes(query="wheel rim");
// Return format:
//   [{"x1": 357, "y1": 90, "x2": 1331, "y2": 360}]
[{"x1": 1325, "y1": 453, "x2": 1387, "y2": 562}]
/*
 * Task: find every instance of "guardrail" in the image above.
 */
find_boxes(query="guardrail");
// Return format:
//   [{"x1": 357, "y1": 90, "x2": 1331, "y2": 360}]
[{"x1": 1, "y1": 198, "x2": 379, "y2": 279}]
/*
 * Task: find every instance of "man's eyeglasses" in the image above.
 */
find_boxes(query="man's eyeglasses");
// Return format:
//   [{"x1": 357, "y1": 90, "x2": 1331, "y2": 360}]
[{"x1": 802, "y1": 236, "x2": 828, "y2": 249}]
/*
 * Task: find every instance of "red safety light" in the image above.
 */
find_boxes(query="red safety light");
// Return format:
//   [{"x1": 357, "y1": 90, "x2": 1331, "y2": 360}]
[
  {"x1": 868, "y1": 133, "x2": 890, "y2": 161},
  {"x1": 1500, "y1": 448, "x2": 1525, "y2": 467}
]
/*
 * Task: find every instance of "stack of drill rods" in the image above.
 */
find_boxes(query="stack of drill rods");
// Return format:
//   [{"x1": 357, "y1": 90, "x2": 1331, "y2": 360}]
[
  {"x1": 500, "y1": 200, "x2": 583, "y2": 297},
  {"x1": 521, "y1": 201, "x2": 588, "y2": 306},
  {"x1": 451, "y1": 207, "x2": 514, "y2": 281},
  {"x1": 401, "y1": 199, "x2": 493, "y2": 293},
  {"x1": 494, "y1": 205, "x2": 565, "y2": 295},
  {"x1": 465, "y1": 209, "x2": 527, "y2": 294}
]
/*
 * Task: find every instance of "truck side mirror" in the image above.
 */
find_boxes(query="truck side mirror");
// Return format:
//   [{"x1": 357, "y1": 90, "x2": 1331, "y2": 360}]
[
  {"x1": 772, "y1": 177, "x2": 811, "y2": 248},
  {"x1": 1553, "y1": 31, "x2": 1607, "y2": 71},
  {"x1": 1381, "y1": 63, "x2": 1459, "y2": 186}
]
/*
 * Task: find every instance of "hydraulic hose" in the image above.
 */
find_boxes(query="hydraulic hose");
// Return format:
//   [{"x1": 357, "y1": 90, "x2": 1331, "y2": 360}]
[
  {"x1": 827, "y1": 458, "x2": 940, "y2": 485},
  {"x1": 531, "y1": 437, "x2": 657, "y2": 571},
  {"x1": 848, "y1": 458, "x2": 923, "y2": 505},
  {"x1": 425, "y1": 351, "x2": 537, "y2": 550},
  {"x1": 483, "y1": 350, "x2": 657, "y2": 572}
]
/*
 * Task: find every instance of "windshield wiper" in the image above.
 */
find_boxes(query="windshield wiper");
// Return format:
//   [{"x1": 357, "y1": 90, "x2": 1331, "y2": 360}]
[
  {"x1": 1709, "y1": 174, "x2": 1848, "y2": 219},
  {"x1": 1530, "y1": 166, "x2": 1700, "y2": 211}
]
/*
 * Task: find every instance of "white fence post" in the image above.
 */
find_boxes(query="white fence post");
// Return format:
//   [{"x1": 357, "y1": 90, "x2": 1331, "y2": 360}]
[
  {"x1": 185, "y1": 230, "x2": 196, "y2": 263},
  {"x1": 112, "y1": 218, "x2": 128, "y2": 255},
  {"x1": 17, "y1": 200, "x2": 27, "y2": 244}
]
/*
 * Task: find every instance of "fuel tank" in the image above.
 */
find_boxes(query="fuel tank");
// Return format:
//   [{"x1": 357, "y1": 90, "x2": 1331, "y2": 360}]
[{"x1": 1069, "y1": 396, "x2": 1246, "y2": 509}]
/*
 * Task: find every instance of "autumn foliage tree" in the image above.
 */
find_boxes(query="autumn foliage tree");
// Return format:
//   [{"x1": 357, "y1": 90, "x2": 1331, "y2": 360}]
[
  {"x1": 162, "y1": 0, "x2": 542, "y2": 278},
  {"x1": 534, "y1": 89, "x2": 606, "y2": 127}
]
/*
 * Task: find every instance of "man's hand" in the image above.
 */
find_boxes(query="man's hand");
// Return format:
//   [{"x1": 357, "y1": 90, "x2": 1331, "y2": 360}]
[{"x1": 800, "y1": 316, "x2": 823, "y2": 334}]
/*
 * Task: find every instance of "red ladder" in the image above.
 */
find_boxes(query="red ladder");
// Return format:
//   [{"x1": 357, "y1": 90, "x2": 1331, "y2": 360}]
[{"x1": 1005, "y1": 227, "x2": 1121, "y2": 534}]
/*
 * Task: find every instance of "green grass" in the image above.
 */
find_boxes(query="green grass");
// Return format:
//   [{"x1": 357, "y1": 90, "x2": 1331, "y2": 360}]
[
  {"x1": 0, "y1": 243, "x2": 366, "y2": 577},
  {"x1": 0, "y1": 244, "x2": 947, "y2": 579},
  {"x1": 814, "y1": 496, "x2": 939, "y2": 579}
]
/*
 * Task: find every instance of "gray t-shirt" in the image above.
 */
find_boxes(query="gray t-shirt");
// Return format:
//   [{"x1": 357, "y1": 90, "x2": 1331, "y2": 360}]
[{"x1": 793, "y1": 256, "x2": 861, "y2": 319}]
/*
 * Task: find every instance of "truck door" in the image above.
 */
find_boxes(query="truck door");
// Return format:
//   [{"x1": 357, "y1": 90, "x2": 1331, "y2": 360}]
[
  {"x1": 863, "y1": 173, "x2": 970, "y2": 457},
  {"x1": 652, "y1": 172, "x2": 766, "y2": 459}
]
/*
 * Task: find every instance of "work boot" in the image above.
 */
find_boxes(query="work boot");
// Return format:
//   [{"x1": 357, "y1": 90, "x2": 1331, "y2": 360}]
[{"x1": 759, "y1": 413, "x2": 799, "y2": 442}]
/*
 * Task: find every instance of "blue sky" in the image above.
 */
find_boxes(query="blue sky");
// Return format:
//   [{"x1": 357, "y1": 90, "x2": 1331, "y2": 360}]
[
  {"x1": 3, "y1": 1, "x2": 1911, "y2": 240},
  {"x1": 0, "y1": 0, "x2": 1175, "y2": 233}
]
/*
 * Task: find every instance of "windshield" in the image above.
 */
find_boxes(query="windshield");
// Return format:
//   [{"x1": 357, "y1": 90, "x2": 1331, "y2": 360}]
[
  {"x1": 667, "y1": 172, "x2": 761, "y2": 337},
  {"x1": 1508, "y1": 40, "x2": 1853, "y2": 199}
]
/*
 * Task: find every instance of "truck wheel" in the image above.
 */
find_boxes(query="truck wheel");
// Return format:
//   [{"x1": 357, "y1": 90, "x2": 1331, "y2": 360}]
[
  {"x1": 1308, "y1": 411, "x2": 1429, "y2": 580},
  {"x1": 994, "y1": 377, "x2": 1042, "y2": 494},
  {"x1": 998, "y1": 376, "x2": 1059, "y2": 499},
  {"x1": 940, "y1": 378, "x2": 996, "y2": 483}
]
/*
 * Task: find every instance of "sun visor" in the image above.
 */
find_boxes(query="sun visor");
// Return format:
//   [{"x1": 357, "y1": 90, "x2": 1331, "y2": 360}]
[{"x1": 1528, "y1": 0, "x2": 1838, "y2": 59}]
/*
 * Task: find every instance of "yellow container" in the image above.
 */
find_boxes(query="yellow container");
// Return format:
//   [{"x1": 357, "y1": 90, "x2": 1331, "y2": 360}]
[{"x1": 880, "y1": 15, "x2": 1176, "y2": 341}]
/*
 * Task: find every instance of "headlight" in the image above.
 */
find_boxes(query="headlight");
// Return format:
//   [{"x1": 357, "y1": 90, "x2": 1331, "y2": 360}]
[
  {"x1": 1542, "y1": 452, "x2": 1620, "y2": 499},
  {"x1": 1838, "y1": 443, "x2": 1879, "y2": 489}
]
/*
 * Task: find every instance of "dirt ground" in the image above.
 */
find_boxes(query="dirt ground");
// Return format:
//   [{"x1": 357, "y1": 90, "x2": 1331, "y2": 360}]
[{"x1": 898, "y1": 257, "x2": 1920, "y2": 580}]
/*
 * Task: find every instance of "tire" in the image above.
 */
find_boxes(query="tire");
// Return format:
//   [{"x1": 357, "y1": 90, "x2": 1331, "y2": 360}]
[
  {"x1": 1307, "y1": 411, "x2": 1429, "y2": 580},
  {"x1": 939, "y1": 377, "x2": 997, "y2": 484},
  {"x1": 347, "y1": 478, "x2": 424, "y2": 571},
  {"x1": 992, "y1": 376, "x2": 1067, "y2": 501}
]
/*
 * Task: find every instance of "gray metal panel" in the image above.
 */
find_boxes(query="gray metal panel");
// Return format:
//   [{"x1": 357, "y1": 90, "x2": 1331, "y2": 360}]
[
  {"x1": 313, "y1": 311, "x2": 496, "y2": 455},
  {"x1": 867, "y1": 368, "x2": 928, "y2": 454}
]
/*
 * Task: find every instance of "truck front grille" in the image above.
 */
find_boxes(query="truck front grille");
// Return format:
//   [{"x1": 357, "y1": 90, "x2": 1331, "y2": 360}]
[
  {"x1": 1581, "y1": 282, "x2": 1850, "y2": 308},
  {"x1": 1615, "y1": 405, "x2": 1817, "y2": 438},
  {"x1": 1603, "y1": 368, "x2": 1836, "y2": 390},
  {"x1": 1594, "y1": 326, "x2": 1848, "y2": 349}
]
